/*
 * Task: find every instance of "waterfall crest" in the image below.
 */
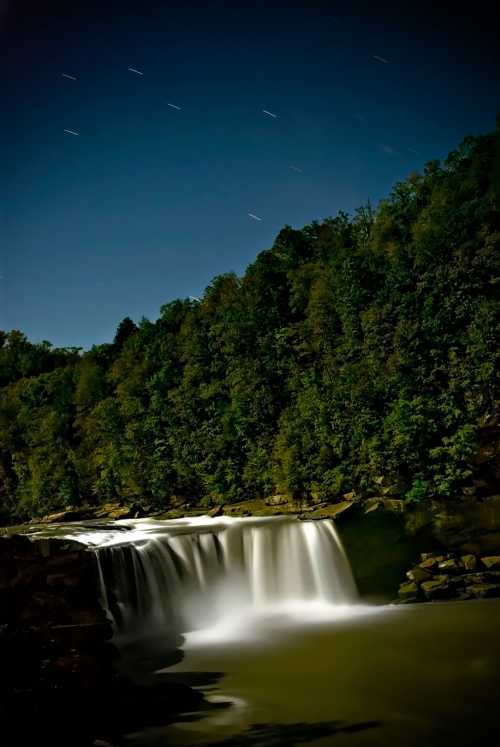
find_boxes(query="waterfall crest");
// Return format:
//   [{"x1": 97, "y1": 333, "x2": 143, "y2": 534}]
[{"x1": 88, "y1": 516, "x2": 357, "y2": 637}]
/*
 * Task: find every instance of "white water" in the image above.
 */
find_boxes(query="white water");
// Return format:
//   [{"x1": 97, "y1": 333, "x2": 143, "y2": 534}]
[{"x1": 55, "y1": 515, "x2": 364, "y2": 641}]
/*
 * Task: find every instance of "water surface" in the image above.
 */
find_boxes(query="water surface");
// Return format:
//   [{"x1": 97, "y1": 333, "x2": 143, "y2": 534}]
[{"x1": 150, "y1": 599, "x2": 500, "y2": 747}]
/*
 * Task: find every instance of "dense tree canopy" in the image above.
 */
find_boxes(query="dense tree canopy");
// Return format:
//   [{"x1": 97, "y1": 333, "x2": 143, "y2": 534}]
[{"x1": 1, "y1": 126, "x2": 499, "y2": 523}]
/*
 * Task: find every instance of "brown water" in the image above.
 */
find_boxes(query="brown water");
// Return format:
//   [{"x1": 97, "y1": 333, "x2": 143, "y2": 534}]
[{"x1": 125, "y1": 599, "x2": 500, "y2": 747}]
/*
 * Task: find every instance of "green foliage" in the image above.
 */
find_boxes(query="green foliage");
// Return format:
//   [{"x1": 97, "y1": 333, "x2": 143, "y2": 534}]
[{"x1": 1, "y1": 124, "x2": 499, "y2": 521}]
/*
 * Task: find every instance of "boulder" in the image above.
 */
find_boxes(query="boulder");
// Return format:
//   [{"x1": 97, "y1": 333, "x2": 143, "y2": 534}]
[
  {"x1": 265, "y1": 494, "x2": 292, "y2": 506},
  {"x1": 406, "y1": 566, "x2": 432, "y2": 583},
  {"x1": 481, "y1": 556, "x2": 500, "y2": 570},
  {"x1": 462, "y1": 572, "x2": 493, "y2": 585},
  {"x1": 437, "y1": 558, "x2": 464, "y2": 574},
  {"x1": 420, "y1": 552, "x2": 446, "y2": 562},
  {"x1": 342, "y1": 491, "x2": 357, "y2": 502},
  {"x1": 94, "y1": 503, "x2": 136, "y2": 520},
  {"x1": 419, "y1": 556, "x2": 444, "y2": 572},
  {"x1": 363, "y1": 498, "x2": 382, "y2": 514},
  {"x1": 381, "y1": 498, "x2": 405, "y2": 512},
  {"x1": 461, "y1": 554, "x2": 477, "y2": 571},
  {"x1": 421, "y1": 575, "x2": 453, "y2": 600},
  {"x1": 466, "y1": 583, "x2": 500, "y2": 599},
  {"x1": 363, "y1": 497, "x2": 404, "y2": 513},
  {"x1": 398, "y1": 581, "x2": 419, "y2": 600}
]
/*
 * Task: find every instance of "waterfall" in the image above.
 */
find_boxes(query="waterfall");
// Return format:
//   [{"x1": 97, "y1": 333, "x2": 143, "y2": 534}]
[{"x1": 85, "y1": 516, "x2": 357, "y2": 638}]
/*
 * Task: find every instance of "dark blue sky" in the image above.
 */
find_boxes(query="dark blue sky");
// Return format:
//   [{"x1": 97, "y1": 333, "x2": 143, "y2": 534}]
[{"x1": 2, "y1": 0, "x2": 499, "y2": 349}]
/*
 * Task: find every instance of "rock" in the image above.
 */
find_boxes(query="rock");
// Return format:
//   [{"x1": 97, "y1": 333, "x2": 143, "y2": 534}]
[
  {"x1": 332, "y1": 500, "x2": 358, "y2": 516},
  {"x1": 380, "y1": 480, "x2": 405, "y2": 496},
  {"x1": 421, "y1": 575, "x2": 453, "y2": 600},
  {"x1": 169, "y1": 494, "x2": 190, "y2": 509},
  {"x1": 298, "y1": 501, "x2": 357, "y2": 521},
  {"x1": 0, "y1": 533, "x2": 118, "y2": 744},
  {"x1": 265, "y1": 494, "x2": 292, "y2": 506},
  {"x1": 461, "y1": 554, "x2": 477, "y2": 570},
  {"x1": 437, "y1": 558, "x2": 464, "y2": 574},
  {"x1": 381, "y1": 498, "x2": 404, "y2": 512},
  {"x1": 363, "y1": 497, "x2": 404, "y2": 513},
  {"x1": 420, "y1": 552, "x2": 446, "y2": 562},
  {"x1": 38, "y1": 508, "x2": 94, "y2": 524},
  {"x1": 398, "y1": 581, "x2": 419, "y2": 600},
  {"x1": 106, "y1": 506, "x2": 135, "y2": 520},
  {"x1": 207, "y1": 504, "x2": 224, "y2": 518},
  {"x1": 342, "y1": 491, "x2": 357, "y2": 502},
  {"x1": 466, "y1": 583, "x2": 500, "y2": 599},
  {"x1": 363, "y1": 498, "x2": 382, "y2": 514},
  {"x1": 462, "y1": 572, "x2": 494, "y2": 585},
  {"x1": 419, "y1": 556, "x2": 444, "y2": 571},
  {"x1": 448, "y1": 575, "x2": 466, "y2": 588},
  {"x1": 481, "y1": 556, "x2": 500, "y2": 570},
  {"x1": 406, "y1": 566, "x2": 432, "y2": 583}
]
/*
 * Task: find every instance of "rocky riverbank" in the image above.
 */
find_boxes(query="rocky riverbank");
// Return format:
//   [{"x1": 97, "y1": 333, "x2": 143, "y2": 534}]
[{"x1": 398, "y1": 552, "x2": 500, "y2": 603}]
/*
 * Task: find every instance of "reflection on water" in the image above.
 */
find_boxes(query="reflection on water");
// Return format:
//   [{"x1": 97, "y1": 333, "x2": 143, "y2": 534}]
[{"x1": 158, "y1": 599, "x2": 500, "y2": 747}]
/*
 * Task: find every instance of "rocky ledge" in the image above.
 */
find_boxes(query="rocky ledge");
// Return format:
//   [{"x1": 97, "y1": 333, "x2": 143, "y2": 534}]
[
  {"x1": 0, "y1": 533, "x2": 118, "y2": 746},
  {"x1": 0, "y1": 534, "x2": 207, "y2": 746},
  {"x1": 398, "y1": 552, "x2": 500, "y2": 603}
]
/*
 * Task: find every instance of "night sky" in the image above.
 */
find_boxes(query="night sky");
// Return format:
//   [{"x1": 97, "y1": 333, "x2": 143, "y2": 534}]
[{"x1": 2, "y1": 0, "x2": 499, "y2": 349}]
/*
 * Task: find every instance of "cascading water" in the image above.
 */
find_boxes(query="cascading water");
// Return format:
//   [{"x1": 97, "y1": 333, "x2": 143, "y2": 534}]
[{"x1": 70, "y1": 515, "x2": 358, "y2": 641}]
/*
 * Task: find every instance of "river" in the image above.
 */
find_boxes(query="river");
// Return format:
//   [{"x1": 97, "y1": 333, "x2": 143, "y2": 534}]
[{"x1": 30, "y1": 515, "x2": 500, "y2": 746}]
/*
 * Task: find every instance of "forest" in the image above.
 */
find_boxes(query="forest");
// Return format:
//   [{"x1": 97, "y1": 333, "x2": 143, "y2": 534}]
[{"x1": 1, "y1": 125, "x2": 499, "y2": 524}]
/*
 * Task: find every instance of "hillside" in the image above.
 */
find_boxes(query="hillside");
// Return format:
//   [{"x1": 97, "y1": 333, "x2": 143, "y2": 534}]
[{"x1": 1, "y1": 125, "x2": 499, "y2": 524}]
